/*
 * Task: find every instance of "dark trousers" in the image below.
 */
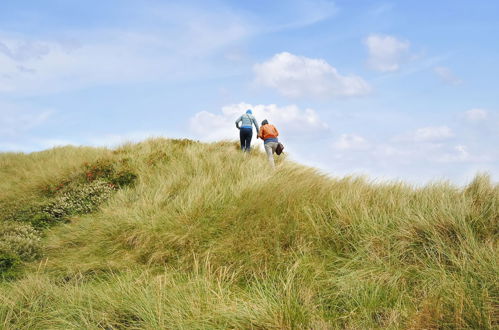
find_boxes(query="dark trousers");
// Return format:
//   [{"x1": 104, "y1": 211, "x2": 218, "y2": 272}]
[{"x1": 240, "y1": 127, "x2": 253, "y2": 151}]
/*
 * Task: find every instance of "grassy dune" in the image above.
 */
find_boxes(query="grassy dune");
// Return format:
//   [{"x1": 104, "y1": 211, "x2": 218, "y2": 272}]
[{"x1": 0, "y1": 138, "x2": 497, "y2": 329}]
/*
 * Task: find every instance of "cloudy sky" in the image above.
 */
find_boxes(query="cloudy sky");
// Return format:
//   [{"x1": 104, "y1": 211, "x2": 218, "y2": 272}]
[{"x1": 1, "y1": 0, "x2": 498, "y2": 185}]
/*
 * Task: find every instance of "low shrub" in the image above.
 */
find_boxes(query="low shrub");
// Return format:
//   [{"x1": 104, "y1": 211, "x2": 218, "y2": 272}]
[
  {"x1": 5, "y1": 180, "x2": 115, "y2": 229},
  {"x1": 83, "y1": 159, "x2": 115, "y2": 183},
  {"x1": 0, "y1": 222, "x2": 41, "y2": 262},
  {"x1": 0, "y1": 179, "x2": 117, "y2": 277},
  {"x1": 0, "y1": 158, "x2": 137, "y2": 277},
  {"x1": 0, "y1": 251, "x2": 21, "y2": 279},
  {"x1": 43, "y1": 179, "x2": 116, "y2": 218},
  {"x1": 39, "y1": 178, "x2": 73, "y2": 197},
  {"x1": 110, "y1": 170, "x2": 138, "y2": 188},
  {"x1": 83, "y1": 158, "x2": 137, "y2": 185},
  {"x1": 5, "y1": 157, "x2": 138, "y2": 228},
  {"x1": 38, "y1": 157, "x2": 137, "y2": 197},
  {"x1": 0, "y1": 222, "x2": 41, "y2": 278}
]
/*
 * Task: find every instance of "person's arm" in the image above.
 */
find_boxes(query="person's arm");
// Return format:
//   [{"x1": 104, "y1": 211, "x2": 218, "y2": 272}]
[
  {"x1": 275, "y1": 126, "x2": 279, "y2": 136},
  {"x1": 235, "y1": 116, "x2": 242, "y2": 129},
  {"x1": 258, "y1": 126, "x2": 263, "y2": 139}
]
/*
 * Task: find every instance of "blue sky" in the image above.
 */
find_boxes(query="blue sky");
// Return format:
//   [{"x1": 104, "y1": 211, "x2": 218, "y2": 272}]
[{"x1": 1, "y1": 0, "x2": 498, "y2": 185}]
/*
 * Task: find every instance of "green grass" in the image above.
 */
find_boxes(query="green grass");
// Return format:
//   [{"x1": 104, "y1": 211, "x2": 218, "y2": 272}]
[{"x1": 0, "y1": 138, "x2": 497, "y2": 329}]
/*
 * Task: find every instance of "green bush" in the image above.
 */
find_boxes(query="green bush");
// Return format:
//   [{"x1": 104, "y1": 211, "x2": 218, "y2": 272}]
[
  {"x1": 0, "y1": 222, "x2": 40, "y2": 278},
  {"x1": 4, "y1": 203, "x2": 66, "y2": 229},
  {"x1": 43, "y1": 179, "x2": 115, "y2": 217},
  {"x1": 0, "y1": 222, "x2": 41, "y2": 261},
  {"x1": 82, "y1": 158, "x2": 137, "y2": 186},
  {"x1": 0, "y1": 251, "x2": 20, "y2": 279},
  {"x1": 0, "y1": 150, "x2": 138, "y2": 281},
  {"x1": 83, "y1": 159, "x2": 115, "y2": 182},
  {"x1": 110, "y1": 170, "x2": 138, "y2": 188},
  {"x1": 0, "y1": 250, "x2": 24, "y2": 280},
  {"x1": 6, "y1": 179, "x2": 119, "y2": 229},
  {"x1": 2, "y1": 157, "x2": 137, "y2": 230},
  {"x1": 32, "y1": 210, "x2": 66, "y2": 229}
]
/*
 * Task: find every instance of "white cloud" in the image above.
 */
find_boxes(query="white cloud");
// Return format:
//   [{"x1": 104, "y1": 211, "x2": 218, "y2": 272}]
[
  {"x1": 189, "y1": 111, "x2": 232, "y2": 141},
  {"x1": 35, "y1": 138, "x2": 78, "y2": 149},
  {"x1": 253, "y1": 52, "x2": 371, "y2": 99},
  {"x1": 332, "y1": 134, "x2": 369, "y2": 150},
  {"x1": 142, "y1": 3, "x2": 251, "y2": 56},
  {"x1": 399, "y1": 126, "x2": 454, "y2": 143},
  {"x1": 86, "y1": 131, "x2": 168, "y2": 148},
  {"x1": 0, "y1": 101, "x2": 53, "y2": 136},
  {"x1": 0, "y1": 5, "x2": 251, "y2": 96},
  {"x1": 465, "y1": 108, "x2": 488, "y2": 121},
  {"x1": 320, "y1": 129, "x2": 495, "y2": 185},
  {"x1": 364, "y1": 34, "x2": 410, "y2": 72},
  {"x1": 0, "y1": 32, "x2": 203, "y2": 95},
  {"x1": 0, "y1": 1, "x2": 348, "y2": 97},
  {"x1": 0, "y1": 2, "x2": 343, "y2": 96},
  {"x1": 436, "y1": 145, "x2": 471, "y2": 163},
  {"x1": 146, "y1": 0, "x2": 336, "y2": 37},
  {"x1": 0, "y1": 36, "x2": 145, "y2": 94},
  {"x1": 0, "y1": 40, "x2": 50, "y2": 62},
  {"x1": 0, "y1": 131, "x2": 170, "y2": 153},
  {"x1": 0, "y1": 135, "x2": 77, "y2": 153},
  {"x1": 190, "y1": 102, "x2": 328, "y2": 141},
  {"x1": 434, "y1": 66, "x2": 463, "y2": 85},
  {"x1": 267, "y1": 0, "x2": 338, "y2": 31}
]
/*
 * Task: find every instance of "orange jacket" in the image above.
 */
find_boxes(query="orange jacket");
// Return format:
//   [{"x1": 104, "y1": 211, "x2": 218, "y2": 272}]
[{"x1": 258, "y1": 124, "x2": 279, "y2": 140}]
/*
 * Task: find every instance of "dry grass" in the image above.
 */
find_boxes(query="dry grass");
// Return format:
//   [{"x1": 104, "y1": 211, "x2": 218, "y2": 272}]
[{"x1": 0, "y1": 138, "x2": 497, "y2": 329}]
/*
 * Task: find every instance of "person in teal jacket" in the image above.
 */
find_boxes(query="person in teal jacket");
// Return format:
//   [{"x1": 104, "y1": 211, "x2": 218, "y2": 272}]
[{"x1": 235, "y1": 109, "x2": 259, "y2": 152}]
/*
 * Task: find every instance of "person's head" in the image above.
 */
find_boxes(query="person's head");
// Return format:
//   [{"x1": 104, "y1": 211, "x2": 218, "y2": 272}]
[
  {"x1": 246, "y1": 109, "x2": 252, "y2": 115},
  {"x1": 261, "y1": 119, "x2": 268, "y2": 126}
]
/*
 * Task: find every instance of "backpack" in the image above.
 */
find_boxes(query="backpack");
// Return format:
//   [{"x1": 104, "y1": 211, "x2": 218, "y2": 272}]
[{"x1": 276, "y1": 142, "x2": 284, "y2": 155}]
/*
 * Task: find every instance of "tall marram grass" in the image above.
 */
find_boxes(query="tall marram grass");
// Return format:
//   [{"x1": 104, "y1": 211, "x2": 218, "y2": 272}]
[{"x1": 0, "y1": 138, "x2": 497, "y2": 329}]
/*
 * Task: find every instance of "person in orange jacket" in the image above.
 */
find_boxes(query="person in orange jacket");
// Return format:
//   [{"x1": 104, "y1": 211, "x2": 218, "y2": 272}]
[{"x1": 258, "y1": 119, "x2": 279, "y2": 167}]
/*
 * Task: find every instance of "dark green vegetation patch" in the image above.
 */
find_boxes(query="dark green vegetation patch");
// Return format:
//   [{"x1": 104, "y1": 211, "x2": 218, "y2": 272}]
[{"x1": 0, "y1": 156, "x2": 137, "y2": 278}]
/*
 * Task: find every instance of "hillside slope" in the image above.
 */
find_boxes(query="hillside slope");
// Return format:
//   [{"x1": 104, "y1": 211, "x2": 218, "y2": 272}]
[{"x1": 0, "y1": 138, "x2": 497, "y2": 329}]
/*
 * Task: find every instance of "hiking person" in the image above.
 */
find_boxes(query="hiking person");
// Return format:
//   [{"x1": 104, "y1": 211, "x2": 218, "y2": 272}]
[
  {"x1": 235, "y1": 109, "x2": 259, "y2": 152},
  {"x1": 258, "y1": 119, "x2": 280, "y2": 167}
]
